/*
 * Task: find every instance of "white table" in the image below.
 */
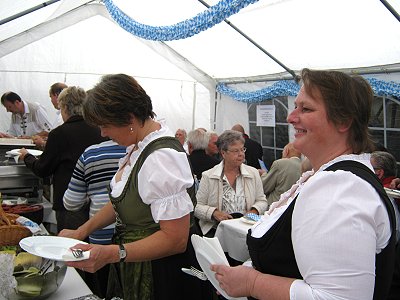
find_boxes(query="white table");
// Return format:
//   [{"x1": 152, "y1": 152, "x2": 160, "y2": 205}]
[
  {"x1": 215, "y1": 218, "x2": 253, "y2": 262},
  {"x1": 47, "y1": 267, "x2": 92, "y2": 300}
]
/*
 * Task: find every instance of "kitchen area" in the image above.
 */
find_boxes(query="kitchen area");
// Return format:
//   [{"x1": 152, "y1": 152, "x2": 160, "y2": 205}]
[
  {"x1": 0, "y1": 137, "x2": 95, "y2": 300},
  {"x1": 0, "y1": 138, "x2": 56, "y2": 233}
]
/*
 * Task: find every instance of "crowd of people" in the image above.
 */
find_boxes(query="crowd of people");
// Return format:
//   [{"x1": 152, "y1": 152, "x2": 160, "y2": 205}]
[{"x1": 1, "y1": 68, "x2": 399, "y2": 300}]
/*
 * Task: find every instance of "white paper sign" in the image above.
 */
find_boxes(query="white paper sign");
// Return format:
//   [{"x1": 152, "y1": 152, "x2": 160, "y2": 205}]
[{"x1": 256, "y1": 105, "x2": 275, "y2": 127}]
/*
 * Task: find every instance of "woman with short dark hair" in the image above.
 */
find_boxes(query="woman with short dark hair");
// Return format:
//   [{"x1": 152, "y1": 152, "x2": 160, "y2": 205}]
[{"x1": 59, "y1": 74, "x2": 204, "y2": 300}]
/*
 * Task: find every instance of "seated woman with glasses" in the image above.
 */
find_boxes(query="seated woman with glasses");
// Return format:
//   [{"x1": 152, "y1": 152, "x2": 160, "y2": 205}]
[{"x1": 194, "y1": 130, "x2": 268, "y2": 238}]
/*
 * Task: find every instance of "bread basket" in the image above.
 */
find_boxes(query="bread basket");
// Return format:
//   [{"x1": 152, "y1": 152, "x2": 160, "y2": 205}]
[{"x1": 0, "y1": 204, "x2": 31, "y2": 246}]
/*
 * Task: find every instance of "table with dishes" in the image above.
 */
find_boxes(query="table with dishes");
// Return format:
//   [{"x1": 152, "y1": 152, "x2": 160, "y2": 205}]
[
  {"x1": 215, "y1": 218, "x2": 254, "y2": 262},
  {"x1": 16, "y1": 226, "x2": 93, "y2": 299}
]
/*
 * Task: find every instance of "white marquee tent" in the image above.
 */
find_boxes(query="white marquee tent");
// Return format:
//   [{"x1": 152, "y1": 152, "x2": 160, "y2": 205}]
[{"x1": 1, "y1": 0, "x2": 400, "y2": 135}]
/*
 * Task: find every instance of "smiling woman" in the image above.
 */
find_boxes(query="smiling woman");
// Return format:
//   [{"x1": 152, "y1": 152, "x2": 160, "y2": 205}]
[
  {"x1": 57, "y1": 73, "x2": 208, "y2": 300},
  {"x1": 211, "y1": 69, "x2": 397, "y2": 300}
]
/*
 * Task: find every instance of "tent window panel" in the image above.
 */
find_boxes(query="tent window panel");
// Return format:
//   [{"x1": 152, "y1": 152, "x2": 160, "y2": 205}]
[
  {"x1": 385, "y1": 98, "x2": 400, "y2": 129},
  {"x1": 248, "y1": 103, "x2": 257, "y2": 121},
  {"x1": 370, "y1": 96, "x2": 384, "y2": 127},
  {"x1": 274, "y1": 97, "x2": 289, "y2": 123},
  {"x1": 261, "y1": 126, "x2": 274, "y2": 148},
  {"x1": 249, "y1": 123, "x2": 262, "y2": 143},
  {"x1": 275, "y1": 125, "x2": 289, "y2": 149},
  {"x1": 386, "y1": 130, "x2": 400, "y2": 176},
  {"x1": 247, "y1": 96, "x2": 290, "y2": 164},
  {"x1": 386, "y1": 130, "x2": 400, "y2": 161},
  {"x1": 369, "y1": 129, "x2": 384, "y2": 147}
]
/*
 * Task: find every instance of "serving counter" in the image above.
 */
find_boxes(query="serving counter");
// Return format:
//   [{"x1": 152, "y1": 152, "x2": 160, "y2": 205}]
[
  {"x1": 47, "y1": 267, "x2": 93, "y2": 300},
  {"x1": 0, "y1": 140, "x2": 43, "y2": 203}
]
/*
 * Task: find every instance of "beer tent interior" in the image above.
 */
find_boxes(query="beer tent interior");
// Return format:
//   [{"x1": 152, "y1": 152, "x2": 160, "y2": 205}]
[{"x1": 1, "y1": 0, "x2": 400, "y2": 167}]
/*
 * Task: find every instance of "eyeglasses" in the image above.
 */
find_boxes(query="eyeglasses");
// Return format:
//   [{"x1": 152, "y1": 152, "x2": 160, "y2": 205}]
[{"x1": 226, "y1": 147, "x2": 246, "y2": 154}]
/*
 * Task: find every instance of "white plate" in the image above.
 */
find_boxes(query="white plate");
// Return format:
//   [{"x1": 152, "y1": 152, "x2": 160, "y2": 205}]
[
  {"x1": 20, "y1": 236, "x2": 88, "y2": 261},
  {"x1": 6, "y1": 148, "x2": 43, "y2": 156},
  {"x1": 2, "y1": 197, "x2": 28, "y2": 205}
]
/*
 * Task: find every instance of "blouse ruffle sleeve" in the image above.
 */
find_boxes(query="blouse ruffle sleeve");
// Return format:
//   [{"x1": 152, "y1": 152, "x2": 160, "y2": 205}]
[{"x1": 138, "y1": 148, "x2": 194, "y2": 222}]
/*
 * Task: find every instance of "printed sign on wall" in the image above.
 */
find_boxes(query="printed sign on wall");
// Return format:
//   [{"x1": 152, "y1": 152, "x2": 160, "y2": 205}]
[{"x1": 256, "y1": 105, "x2": 275, "y2": 127}]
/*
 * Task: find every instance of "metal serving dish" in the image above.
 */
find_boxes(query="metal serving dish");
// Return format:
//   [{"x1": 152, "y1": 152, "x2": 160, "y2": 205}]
[{"x1": 9, "y1": 253, "x2": 67, "y2": 300}]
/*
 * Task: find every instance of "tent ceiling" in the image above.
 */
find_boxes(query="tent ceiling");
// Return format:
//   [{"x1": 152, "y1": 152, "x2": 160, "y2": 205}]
[{"x1": 1, "y1": 0, "x2": 400, "y2": 82}]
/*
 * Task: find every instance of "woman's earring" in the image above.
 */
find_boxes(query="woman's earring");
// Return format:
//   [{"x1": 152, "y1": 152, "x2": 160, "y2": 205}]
[{"x1": 130, "y1": 127, "x2": 133, "y2": 132}]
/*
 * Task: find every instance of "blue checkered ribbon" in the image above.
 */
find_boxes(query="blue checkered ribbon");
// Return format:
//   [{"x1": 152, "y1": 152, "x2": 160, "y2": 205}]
[
  {"x1": 366, "y1": 78, "x2": 400, "y2": 99},
  {"x1": 216, "y1": 80, "x2": 300, "y2": 103},
  {"x1": 216, "y1": 78, "x2": 400, "y2": 103},
  {"x1": 103, "y1": 0, "x2": 259, "y2": 41}
]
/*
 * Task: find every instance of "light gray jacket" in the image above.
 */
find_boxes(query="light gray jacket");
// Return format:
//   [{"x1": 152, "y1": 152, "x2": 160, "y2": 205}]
[{"x1": 194, "y1": 161, "x2": 268, "y2": 235}]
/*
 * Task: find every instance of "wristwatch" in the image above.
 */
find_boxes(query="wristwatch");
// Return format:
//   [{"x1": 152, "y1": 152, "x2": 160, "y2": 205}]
[{"x1": 119, "y1": 244, "x2": 127, "y2": 262}]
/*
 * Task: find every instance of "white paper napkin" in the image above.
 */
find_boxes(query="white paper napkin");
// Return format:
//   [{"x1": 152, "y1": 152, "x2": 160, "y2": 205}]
[
  {"x1": 61, "y1": 249, "x2": 90, "y2": 261},
  {"x1": 12, "y1": 153, "x2": 20, "y2": 163}
]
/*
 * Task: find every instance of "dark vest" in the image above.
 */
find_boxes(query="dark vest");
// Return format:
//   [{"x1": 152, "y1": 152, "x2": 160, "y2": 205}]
[
  {"x1": 247, "y1": 160, "x2": 396, "y2": 300},
  {"x1": 110, "y1": 136, "x2": 196, "y2": 237}
]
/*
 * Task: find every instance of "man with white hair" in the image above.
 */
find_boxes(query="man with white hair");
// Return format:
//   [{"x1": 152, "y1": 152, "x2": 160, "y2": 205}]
[
  {"x1": 205, "y1": 131, "x2": 221, "y2": 161},
  {"x1": 175, "y1": 128, "x2": 188, "y2": 153},
  {"x1": 187, "y1": 128, "x2": 219, "y2": 180}
]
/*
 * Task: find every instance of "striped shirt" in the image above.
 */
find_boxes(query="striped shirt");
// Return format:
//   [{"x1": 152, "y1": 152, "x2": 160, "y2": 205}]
[{"x1": 63, "y1": 140, "x2": 126, "y2": 244}]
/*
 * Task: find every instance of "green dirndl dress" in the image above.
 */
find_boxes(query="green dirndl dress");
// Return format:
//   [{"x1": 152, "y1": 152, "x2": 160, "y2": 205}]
[{"x1": 105, "y1": 137, "x2": 207, "y2": 300}]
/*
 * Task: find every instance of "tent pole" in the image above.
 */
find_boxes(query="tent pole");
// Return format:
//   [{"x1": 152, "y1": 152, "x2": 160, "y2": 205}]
[
  {"x1": 217, "y1": 63, "x2": 400, "y2": 84},
  {"x1": 0, "y1": 0, "x2": 61, "y2": 26},
  {"x1": 192, "y1": 82, "x2": 197, "y2": 130},
  {"x1": 380, "y1": 0, "x2": 400, "y2": 22},
  {"x1": 197, "y1": 0, "x2": 298, "y2": 81}
]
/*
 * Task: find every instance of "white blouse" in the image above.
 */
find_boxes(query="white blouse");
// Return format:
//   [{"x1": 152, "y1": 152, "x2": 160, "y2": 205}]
[
  {"x1": 110, "y1": 120, "x2": 194, "y2": 222},
  {"x1": 9, "y1": 101, "x2": 53, "y2": 136},
  {"x1": 251, "y1": 153, "x2": 391, "y2": 300}
]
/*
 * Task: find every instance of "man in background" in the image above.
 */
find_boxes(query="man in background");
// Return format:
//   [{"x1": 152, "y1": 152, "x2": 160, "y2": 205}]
[
  {"x1": 205, "y1": 131, "x2": 221, "y2": 161},
  {"x1": 187, "y1": 128, "x2": 219, "y2": 180},
  {"x1": 0, "y1": 91, "x2": 52, "y2": 138},
  {"x1": 49, "y1": 82, "x2": 68, "y2": 128},
  {"x1": 32, "y1": 82, "x2": 68, "y2": 149},
  {"x1": 231, "y1": 123, "x2": 263, "y2": 169},
  {"x1": 371, "y1": 151, "x2": 397, "y2": 188},
  {"x1": 175, "y1": 128, "x2": 188, "y2": 153},
  {"x1": 261, "y1": 142, "x2": 302, "y2": 207}
]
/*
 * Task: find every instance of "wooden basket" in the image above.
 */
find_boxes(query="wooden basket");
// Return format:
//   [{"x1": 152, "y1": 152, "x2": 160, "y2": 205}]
[{"x1": 0, "y1": 205, "x2": 31, "y2": 246}]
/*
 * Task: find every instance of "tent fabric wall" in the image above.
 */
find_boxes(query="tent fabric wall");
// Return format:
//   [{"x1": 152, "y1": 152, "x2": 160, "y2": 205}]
[
  {"x1": 1, "y1": 0, "x2": 400, "y2": 136},
  {"x1": 0, "y1": 12, "x2": 211, "y2": 133}
]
